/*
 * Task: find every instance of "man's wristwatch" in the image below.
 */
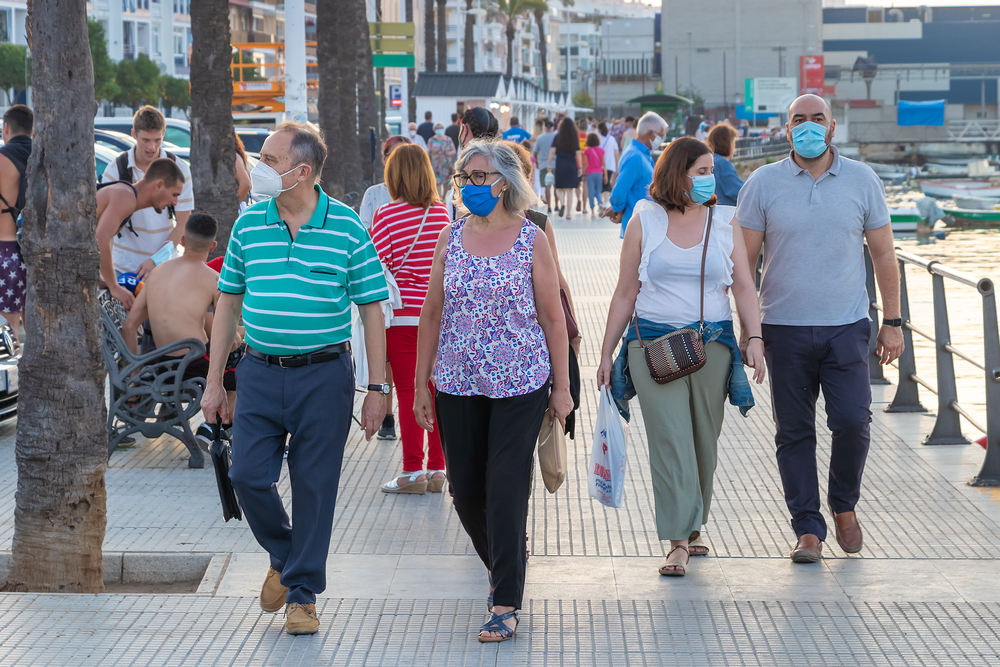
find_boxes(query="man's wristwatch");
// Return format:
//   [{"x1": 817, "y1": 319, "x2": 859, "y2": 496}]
[
  {"x1": 368, "y1": 383, "x2": 391, "y2": 395},
  {"x1": 882, "y1": 318, "x2": 903, "y2": 328}
]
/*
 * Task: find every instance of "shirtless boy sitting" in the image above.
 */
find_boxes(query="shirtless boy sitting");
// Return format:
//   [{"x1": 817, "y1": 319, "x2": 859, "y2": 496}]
[
  {"x1": 121, "y1": 212, "x2": 243, "y2": 444},
  {"x1": 97, "y1": 158, "x2": 184, "y2": 310}
]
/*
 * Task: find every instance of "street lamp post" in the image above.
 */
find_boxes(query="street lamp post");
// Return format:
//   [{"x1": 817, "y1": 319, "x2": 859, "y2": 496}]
[{"x1": 687, "y1": 31, "x2": 693, "y2": 94}]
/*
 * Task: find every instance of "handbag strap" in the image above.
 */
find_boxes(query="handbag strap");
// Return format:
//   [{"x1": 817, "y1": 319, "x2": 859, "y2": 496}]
[
  {"x1": 393, "y1": 204, "x2": 432, "y2": 277},
  {"x1": 698, "y1": 206, "x2": 714, "y2": 328}
]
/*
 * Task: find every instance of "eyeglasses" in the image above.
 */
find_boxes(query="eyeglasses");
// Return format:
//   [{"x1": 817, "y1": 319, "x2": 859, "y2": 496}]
[{"x1": 452, "y1": 171, "x2": 501, "y2": 187}]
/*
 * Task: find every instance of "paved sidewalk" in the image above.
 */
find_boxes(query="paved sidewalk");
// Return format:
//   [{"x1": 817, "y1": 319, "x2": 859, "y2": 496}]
[{"x1": 1, "y1": 216, "x2": 999, "y2": 665}]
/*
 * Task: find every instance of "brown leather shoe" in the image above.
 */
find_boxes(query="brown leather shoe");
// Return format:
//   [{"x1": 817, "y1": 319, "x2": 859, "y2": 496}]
[
  {"x1": 829, "y1": 504, "x2": 864, "y2": 553},
  {"x1": 790, "y1": 534, "x2": 823, "y2": 563},
  {"x1": 260, "y1": 567, "x2": 288, "y2": 613},
  {"x1": 285, "y1": 602, "x2": 320, "y2": 635}
]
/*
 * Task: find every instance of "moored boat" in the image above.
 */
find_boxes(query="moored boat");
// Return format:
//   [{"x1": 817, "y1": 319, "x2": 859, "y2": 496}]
[
  {"x1": 942, "y1": 207, "x2": 1000, "y2": 224},
  {"x1": 953, "y1": 195, "x2": 1000, "y2": 210},
  {"x1": 889, "y1": 207, "x2": 922, "y2": 232},
  {"x1": 919, "y1": 179, "x2": 1000, "y2": 198}
]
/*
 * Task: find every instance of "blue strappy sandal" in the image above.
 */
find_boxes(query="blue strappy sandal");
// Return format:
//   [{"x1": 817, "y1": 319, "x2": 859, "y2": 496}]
[{"x1": 478, "y1": 609, "x2": 518, "y2": 643}]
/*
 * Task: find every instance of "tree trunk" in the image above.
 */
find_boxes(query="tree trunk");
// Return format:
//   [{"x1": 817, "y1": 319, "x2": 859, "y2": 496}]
[
  {"x1": 424, "y1": 0, "x2": 435, "y2": 72},
  {"x1": 436, "y1": 0, "x2": 447, "y2": 72},
  {"x1": 406, "y1": 0, "x2": 416, "y2": 123},
  {"x1": 336, "y1": 1, "x2": 361, "y2": 202},
  {"x1": 376, "y1": 0, "x2": 386, "y2": 181},
  {"x1": 506, "y1": 21, "x2": 514, "y2": 77},
  {"x1": 317, "y1": 0, "x2": 344, "y2": 198},
  {"x1": 464, "y1": 0, "x2": 474, "y2": 72},
  {"x1": 190, "y1": 0, "x2": 238, "y2": 255},
  {"x1": 355, "y1": 0, "x2": 378, "y2": 196},
  {"x1": 535, "y1": 9, "x2": 548, "y2": 91},
  {"x1": 3, "y1": 0, "x2": 108, "y2": 594}
]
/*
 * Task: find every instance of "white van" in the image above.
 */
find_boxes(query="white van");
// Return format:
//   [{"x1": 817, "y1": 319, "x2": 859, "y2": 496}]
[{"x1": 95, "y1": 116, "x2": 191, "y2": 149}]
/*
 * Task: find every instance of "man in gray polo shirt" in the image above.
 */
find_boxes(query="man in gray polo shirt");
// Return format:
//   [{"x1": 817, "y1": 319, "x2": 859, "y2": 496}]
[{"x1": 737, "y1": 94, "x2": 904, "y2": 564}]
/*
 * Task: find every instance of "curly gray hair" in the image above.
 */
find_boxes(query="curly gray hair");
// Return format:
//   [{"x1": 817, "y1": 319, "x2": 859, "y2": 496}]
[{"x1": 453, "y1": 138, "x2": 537, "y2": 216}]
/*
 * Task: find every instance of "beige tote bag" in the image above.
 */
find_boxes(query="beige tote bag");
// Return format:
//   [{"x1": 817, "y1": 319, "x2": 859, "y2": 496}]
[{"x1": 537, "y1": 410, "x2": 567, "y2": 493}]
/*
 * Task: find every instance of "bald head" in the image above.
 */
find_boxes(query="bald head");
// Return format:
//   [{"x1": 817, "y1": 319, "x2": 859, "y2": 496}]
[{"x1": 788, "y1": 94, "x2": 832, "y2": 123}]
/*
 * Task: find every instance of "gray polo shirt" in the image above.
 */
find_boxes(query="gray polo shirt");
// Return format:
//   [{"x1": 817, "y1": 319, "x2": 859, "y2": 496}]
[{"x1": 736, "y1": 147, "x2": 890, "y2": 326}]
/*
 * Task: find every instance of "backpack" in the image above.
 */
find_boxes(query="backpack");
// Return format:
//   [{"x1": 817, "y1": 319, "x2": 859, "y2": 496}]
[
  {"x1": 0, "y1": 145, "x2": 28, "y2": 221},
  {"x1": 115, "y1": 150, "x2": 178, "y2": 223},
  {"x1": 96, "y1": 180, "x2": 139, "y2": 237}
]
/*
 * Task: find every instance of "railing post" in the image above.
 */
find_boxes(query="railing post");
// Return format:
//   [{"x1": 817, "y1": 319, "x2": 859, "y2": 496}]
[
  {"x1": 971, "y1": 278, "x2": 1000, "y2": 486},
  {"x1": 865, "y1": 247, "x2": 889, "y2": 384},
  {"x1": 887, "y1": 261, "x2": 927, "y2": 412},
  {"x1": 925, "y1": 269, "x2": 971, "y2": 445}
]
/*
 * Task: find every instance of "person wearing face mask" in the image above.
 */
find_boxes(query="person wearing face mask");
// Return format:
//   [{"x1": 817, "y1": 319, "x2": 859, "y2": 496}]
[
  {"x1": 597, "y1": 137, "x2": 765, "y2": 578},
  {"x1": 426, "y1": 122, "x2": 457, "y2": 198},
  {"x1": 737, "y1": 94, "x2": 903, "y2": 565},
  {"x1": 442, "y1": 107, "x2": 500, "y2": 220},
  {"x1": 202, "y1": 122, "x2": 391, "y2": 636},
  {"x1": 406, "y1": 122, "x2": 428, "y2": 151},
  {"x1": 602, "y1": 111, "x2": 667, "y2": 238},
  {"x1": 413, "y1": 138, "x2": 573, "y2": 642}
]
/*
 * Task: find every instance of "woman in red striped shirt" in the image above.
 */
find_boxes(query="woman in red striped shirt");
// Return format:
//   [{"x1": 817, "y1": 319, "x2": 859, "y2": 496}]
[{"x1": 371, "y1": 144, "x2": 451, "y2": 495}]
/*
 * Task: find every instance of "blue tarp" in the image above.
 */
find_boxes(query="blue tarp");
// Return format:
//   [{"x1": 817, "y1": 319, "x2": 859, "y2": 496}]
[
  {"x1": 735, "y1": 106, "x2": 778, "y2": 121},
  {"x1": 898, "y1": 99, "x2": 945, "y2": 126}
]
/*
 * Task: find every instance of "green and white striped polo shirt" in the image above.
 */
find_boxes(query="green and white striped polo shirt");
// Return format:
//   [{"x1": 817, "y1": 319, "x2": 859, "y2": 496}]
[{"x1": 218, "y1": 185, "x2": 389, "y2": 354}]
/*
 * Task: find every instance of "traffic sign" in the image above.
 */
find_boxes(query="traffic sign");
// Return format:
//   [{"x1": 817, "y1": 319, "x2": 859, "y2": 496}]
[
  {"x1": 373, "y1": 53, "x2": 415, "y2": 68},
  {"x1": 389, "y1": 85, "x2": 401, "y2": 107},
  {"x1": 369, "y1": 22, "x2": 415, "y2": 37},
  {"x1": 371, "y1": 37, "x2": 415, "y2": 53},
  {"x1": 744, "y1": 77, "x2": 798, "y2": 114}
]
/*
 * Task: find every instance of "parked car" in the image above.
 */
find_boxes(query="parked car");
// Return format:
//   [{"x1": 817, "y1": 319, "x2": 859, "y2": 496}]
[
  {"x1": 95, "y1": 117, "x2": 191, "y2": 149},
  {"x1": 94, "y1": 129, "x2": 136, "y2": 153},
  {"x1": 95, "y1": 143, "x2": 119, "y2": 179},
  {"x1": 0, "y1": 324, "x2": 20, "y2": 423},
  {"x1": 236, "y1": 127, "x2": 270, "y2": 157}
]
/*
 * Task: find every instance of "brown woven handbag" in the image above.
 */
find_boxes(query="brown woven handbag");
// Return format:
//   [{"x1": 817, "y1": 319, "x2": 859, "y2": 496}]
[{"x1": 634, "y1": 207, "x2": 713, "y2": 385}]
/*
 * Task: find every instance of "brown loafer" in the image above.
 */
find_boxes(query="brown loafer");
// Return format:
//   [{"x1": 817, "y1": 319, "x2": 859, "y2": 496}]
[
  {"x1": 829, "y1": 503, "x2": 864, "y2": 553},
  {"x1": 790, "y1": 534, "x2": 823, "y2": 563},
  {"x1": 285, "y1": 602, "x2": 320, "y2": 635},
  {"x1": 260, "y1": 567, "x2": 288, "y2": 613}
]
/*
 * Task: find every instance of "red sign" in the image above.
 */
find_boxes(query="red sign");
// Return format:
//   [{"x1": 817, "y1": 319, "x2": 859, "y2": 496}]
[{"x1": 800, "y1": 55, "x2": 825, "y2": 95}]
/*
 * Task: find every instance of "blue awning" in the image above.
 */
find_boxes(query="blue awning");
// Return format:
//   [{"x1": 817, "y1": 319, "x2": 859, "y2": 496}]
[
  {"x1": 897, "y1": 99, "x2": 945, "y2": 127},
  {"x1": 735, "y1": 106, "x2": 777, "y2": 120}
]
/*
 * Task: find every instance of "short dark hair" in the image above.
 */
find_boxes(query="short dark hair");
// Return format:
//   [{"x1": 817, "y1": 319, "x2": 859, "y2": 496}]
[
  {"x1": 425, "y1": 111, "x2": 433, "y2": 120},
  {"x1": 3, "y1": 105, "x2": 32, "y2": 136},
  {"x1": 648, "y1": 137, "x2": 717, "y2": 212},
  {"x1": 133, "y1": 105, "x2": 165, "y2": 134},
  {"x1": 509, "y1": 116, "x2": 520, "y2": 126},
  {"x1": 462, "y1": 107, "x2": 499, "y2": 139},
  {"x1": 586, "y1": 132, "x2": 601, "y2": 148},
  {"x1": 143, "y1": 158, "x2": 185, "y2": 187},
  {"x1": 185, "y1": 211, "x2": 218, "y2": 248},
  {"x1": 598, "y1": 121, "x2": 609, "y2": 136},
  {"x1": 451, "y1": 113, "x2": 458, "y2": 122},
  {"x1": 625, "y1": 116, "x2": 635, "y2": 124},
  {"x1": 544, "y1": 119, "x2": 554, "y2": 129}
]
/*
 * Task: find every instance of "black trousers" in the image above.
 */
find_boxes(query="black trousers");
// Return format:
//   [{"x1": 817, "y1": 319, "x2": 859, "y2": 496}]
[
  {"x1": 762, "y1": 319, "x2": 872, "y2": 541},
  {"x1": 435, "y1": 383, "x2": 549, "y2": 610}
]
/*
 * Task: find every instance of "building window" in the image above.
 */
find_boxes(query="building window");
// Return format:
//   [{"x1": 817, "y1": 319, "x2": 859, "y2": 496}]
[
  {"x1": 152, "y1": 25, "x2": 160, "y2": 56},
  {"x1": 0, "y1": 10, "x2": 9, "y2": 44}
]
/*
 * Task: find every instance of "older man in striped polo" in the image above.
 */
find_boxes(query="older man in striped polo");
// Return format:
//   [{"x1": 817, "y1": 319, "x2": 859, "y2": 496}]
[{"x1": 201, "y1": 122, "x2": 389, "y2": 636}]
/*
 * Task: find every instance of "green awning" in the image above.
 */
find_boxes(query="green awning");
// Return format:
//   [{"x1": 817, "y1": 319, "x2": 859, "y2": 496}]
[{"x1": 626, "y1": 93, "x2": 694, "y2": 113}]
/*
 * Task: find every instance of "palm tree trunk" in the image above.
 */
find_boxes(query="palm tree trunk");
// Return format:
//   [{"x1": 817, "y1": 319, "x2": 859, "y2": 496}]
[
  {"x1": 436, "y1": 0, "x2": 447, "y2": 72},
  {"x1": 355, "y1": 0, "x2": 378, "y2": 195},
  {"x1": 3, "y1": 0, "x2": 107, "y2": 594},
  {"x1": 189, "y1": 0, "x2": 239, "y2": 255},
  {"x1": 424, "y1": 0, "x2": 436, "y2": 72},
  {"x1": 464, "y1": 0, "x2": 475, "y2": 72},
  {"x1": 506, "y1": 21, "x2": 514, "y2": 77},
  {"x1": 535, "y1": 9, "x2": 548, "y2": 91},
  {"x1": 317, "y1": 0, "x2": 344, "y2": 198},
  {"x1": 406, "y1": 0, "x2": 416, "y2": 123}
]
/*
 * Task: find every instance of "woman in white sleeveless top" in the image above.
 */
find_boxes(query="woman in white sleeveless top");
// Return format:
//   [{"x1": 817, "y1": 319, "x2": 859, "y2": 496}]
[{"x1": 597, "y1": 137, "x2": 766, "y2": 577}]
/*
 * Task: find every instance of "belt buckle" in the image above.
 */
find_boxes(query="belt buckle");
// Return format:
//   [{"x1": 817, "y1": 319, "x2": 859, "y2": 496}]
[{"x1": 277, "y1": 355, "x2": 296, "y2": 369}]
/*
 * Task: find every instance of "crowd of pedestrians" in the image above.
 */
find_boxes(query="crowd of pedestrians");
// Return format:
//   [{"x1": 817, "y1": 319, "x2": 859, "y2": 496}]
[{"x1": 3, "y1": 92, "x2": 904, "y2": 642}]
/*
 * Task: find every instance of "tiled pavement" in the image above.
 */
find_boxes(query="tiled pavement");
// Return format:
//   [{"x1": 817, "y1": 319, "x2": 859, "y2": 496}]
[{"x1": 1, "y1": 216, "x2": 999, "y2": 665}]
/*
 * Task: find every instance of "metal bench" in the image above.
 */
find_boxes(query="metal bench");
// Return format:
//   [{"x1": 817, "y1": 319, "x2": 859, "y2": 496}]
[{"x1": 99, "y1": 294, "x2": 207, "y2": 468}]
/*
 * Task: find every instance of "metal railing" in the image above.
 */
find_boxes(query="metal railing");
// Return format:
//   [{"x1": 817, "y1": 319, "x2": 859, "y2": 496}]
[
  {"x1": 733, "y1": 138, "x2": 790, "y2": 161},
  {"x1": 947, "y1": 120, "x2": 1000, "y2": 141},
  {"x1": 865, "y1": 247, "x2": 1000, "y2": 486}
]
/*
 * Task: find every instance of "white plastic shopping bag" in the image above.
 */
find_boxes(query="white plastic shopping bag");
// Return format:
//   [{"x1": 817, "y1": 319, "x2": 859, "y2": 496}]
[
  {"x1": 351, "y1": 304, "x2": 369, "y2": 387},
  {"x1": 589, "y1": 385, "x2": 628, "y2": 508}
]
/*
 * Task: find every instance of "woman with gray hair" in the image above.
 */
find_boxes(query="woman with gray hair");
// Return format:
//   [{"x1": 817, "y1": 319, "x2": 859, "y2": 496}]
[{"x1": 413, "y1": 138, "x2": 573, "y2": 642}]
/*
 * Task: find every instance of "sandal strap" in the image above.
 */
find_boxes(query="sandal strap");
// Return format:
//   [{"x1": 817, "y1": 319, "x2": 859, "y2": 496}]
[
  {"x1": 480, "y1": 610, "x2": 517, "y2": 637},
  {"x1": 667, "y1": 545, "x2": 689, "y2": 557}
]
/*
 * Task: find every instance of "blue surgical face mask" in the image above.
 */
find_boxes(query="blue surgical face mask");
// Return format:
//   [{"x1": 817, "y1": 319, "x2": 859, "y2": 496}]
[
  {"x1": 435, "y1": 128, "x2": 445, "y2": 136},
  {"x1": 462, "y1": 180, "x2": 505, "y2": 217},
  {"x1": 791, "y1": 121, "x2": 830, "y2": 159},
  {"x1": 688, "y1": 174, "x2": 716, "y2": 205}
]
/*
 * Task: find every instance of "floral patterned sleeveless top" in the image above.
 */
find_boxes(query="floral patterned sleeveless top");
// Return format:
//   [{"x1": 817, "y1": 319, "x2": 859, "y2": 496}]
[{"x1": 434, "y1": 217, "x2": 551, "y2": 398}]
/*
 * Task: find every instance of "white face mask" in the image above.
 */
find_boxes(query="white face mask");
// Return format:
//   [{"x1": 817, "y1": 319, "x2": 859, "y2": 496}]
[{"x1": 250, "y1": 161, "x2": 306, "y2": 199}]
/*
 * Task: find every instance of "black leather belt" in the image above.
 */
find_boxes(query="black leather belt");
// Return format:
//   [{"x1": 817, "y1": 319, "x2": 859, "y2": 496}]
[{"x1": 246, "y1": 342, "x2": 351, "y2": 369}]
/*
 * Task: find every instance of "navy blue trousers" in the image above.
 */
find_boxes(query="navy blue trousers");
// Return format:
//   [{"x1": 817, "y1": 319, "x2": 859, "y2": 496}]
[
  {"x1": 229, "y1": 352, "x2": 354, "y2": 605},
  {"x1": 762, "y1": 319, "x2": 872, "y2": 541}
]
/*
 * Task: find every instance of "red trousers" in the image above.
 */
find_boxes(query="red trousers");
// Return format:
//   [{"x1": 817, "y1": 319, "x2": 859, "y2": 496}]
[{"x1": 386, "y1": 326, "x2": 445, "y2": 471}]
